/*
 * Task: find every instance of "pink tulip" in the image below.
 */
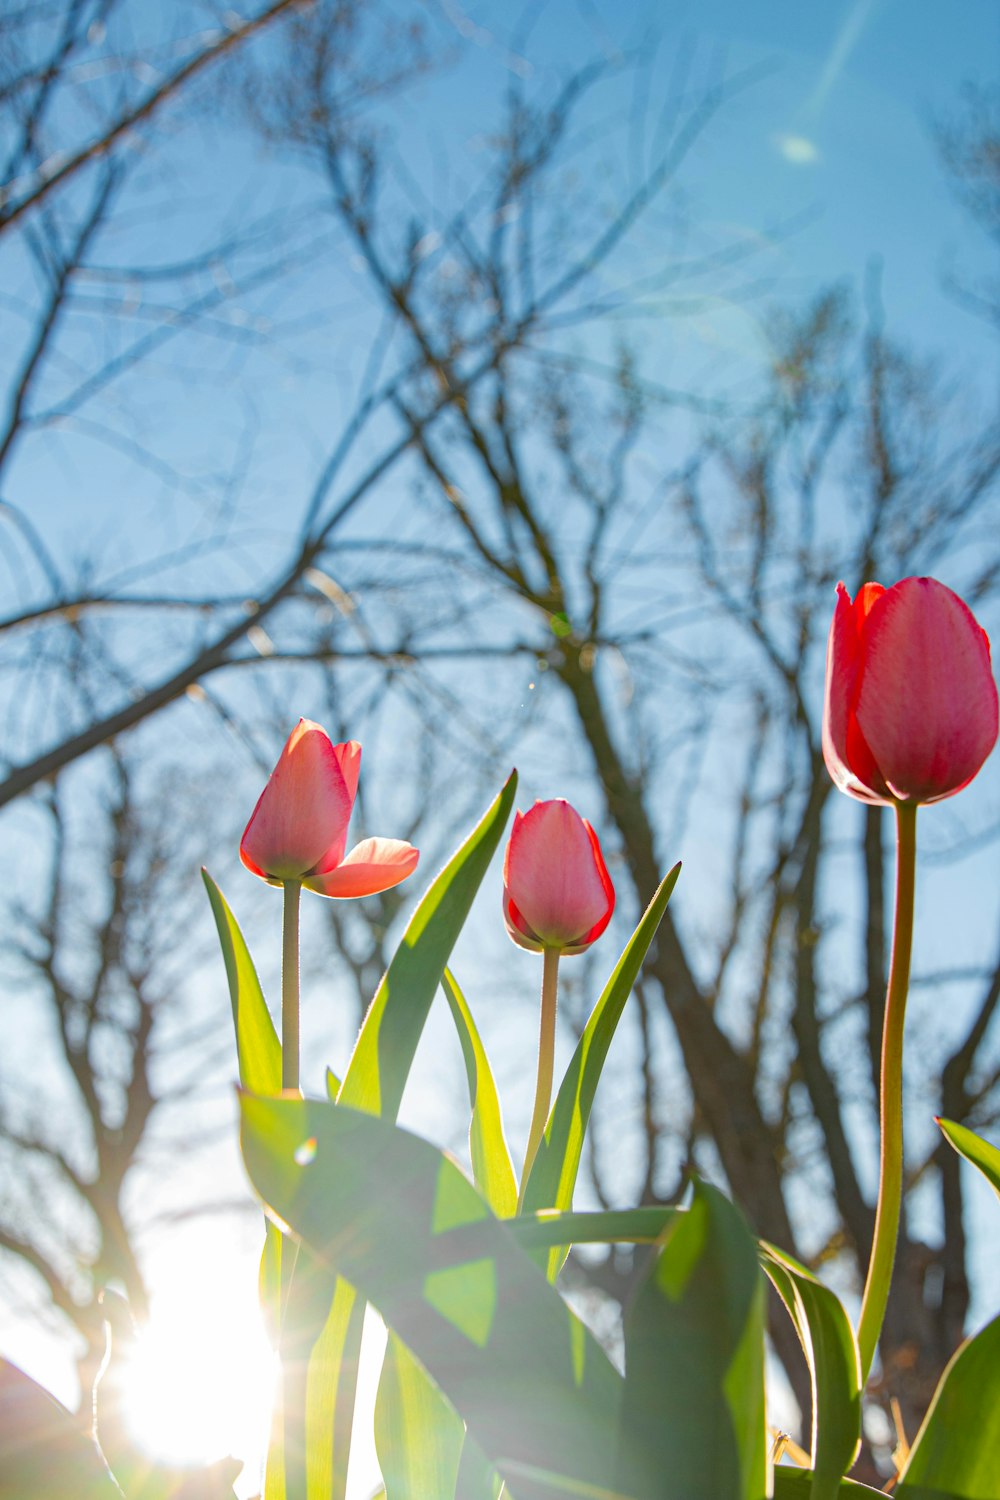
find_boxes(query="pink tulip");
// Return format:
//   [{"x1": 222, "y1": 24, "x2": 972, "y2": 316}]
[
  {"x1": 823, "y1": 577, "x2": 998, "y2": 806},
  {"x1": 240, "y1": 720, "x2": 419, "y2": 897},
  {"x1": 503, "y1": 799, "x2": 615, "y2": 955}
]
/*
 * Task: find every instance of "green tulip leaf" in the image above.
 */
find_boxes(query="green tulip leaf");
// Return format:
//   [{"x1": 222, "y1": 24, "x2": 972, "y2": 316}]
[
  {"x1": 508, "y1": 1205, "x2": 678, "y2": 1252},
  {"x1": 338, "y1": 772, "x2": 518, "y2": 1119},
  {"x1": 895, "y1": 1312, "x2": 1000, "y2": 1499},
  {"x1": 240, "y1": 1093, "x2": 629, "y2": 1500},
  {"x1": 442, "y1": 968, "x2": 517, "y2": 1218},
  {"x1": 937, "y1": 1118, "x2": 1000, "y2": 1204},
  {"x1": 261, "y1": 1256, "x2": 364, "y2": 1500},
  {"x1": 616, "y1": 1178, "x2": 766, "y2": 1500},
  {"x1": 203, "y1": 869, "x2": 289, "y2": 1368},
  {"x1": 522, "y1": 863, "x2": 681, "y2": 1277},
  {"x1": 203, "y1": 869, "x2": 281, "y2": 1095},
  {"x1": 375, "y1": 1334, "x2": 464, "y2": 1500},
  {"x1": 759, "y1": 1243, "x2": 861, "y2": 1500},
  {"x1": 330, "y1": 775, "x2": 517, "y2": 1500},
  {"x1": 772, "y1": 1469, "x2": 885, "y2": 1497},
  {"x1": 395, "y1": 966, "x2": 516, "y2": 1500}
]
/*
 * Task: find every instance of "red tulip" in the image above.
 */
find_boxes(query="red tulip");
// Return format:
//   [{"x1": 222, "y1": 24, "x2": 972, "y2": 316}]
[
  {"x1": 240, "y1": 720, "x2": 419, "y2": 896},
  {"x1": 503, "y1": 799, "x2": 615, "y2": 955},
  {"x1": 823, "y1": 577, "x2": 998, "y2": 806}
]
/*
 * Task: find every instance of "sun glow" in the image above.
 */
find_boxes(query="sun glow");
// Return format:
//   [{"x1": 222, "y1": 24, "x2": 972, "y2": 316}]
[{"x1": 122, "y1": 1253, "x2": 277, "y2": 1487}]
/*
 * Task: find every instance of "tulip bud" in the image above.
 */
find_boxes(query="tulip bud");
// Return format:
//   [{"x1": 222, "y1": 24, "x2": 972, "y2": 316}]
[
  {"x1": 240, "y1": 720, "x2": 419, "y2": 897},
  {"x1": 503, "y1": 799, "x2": 614, "y2": 955},
  {"x1": 822, "y1": 577, "x2": 998, "y2": 806}
]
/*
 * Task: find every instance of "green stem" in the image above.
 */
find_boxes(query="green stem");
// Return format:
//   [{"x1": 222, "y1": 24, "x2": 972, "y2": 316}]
[
  {"x1": 275, "y1": 880, "x2": 305, "y2": 1496},
  {"x1": 281, "y1": 879, "x2": 302, "y2": 1093},
  {"x1": 857, "y1": 801, "x2": 917, "y2": 1385},
  {"x1": 518, "y1": 946, "x2": 561, "y2": 1209}
]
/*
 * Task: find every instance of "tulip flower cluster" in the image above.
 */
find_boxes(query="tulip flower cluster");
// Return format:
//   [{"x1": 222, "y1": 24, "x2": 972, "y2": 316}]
[{"x1": 171, "y1": 570, "x2": 998, "y2": 1500}]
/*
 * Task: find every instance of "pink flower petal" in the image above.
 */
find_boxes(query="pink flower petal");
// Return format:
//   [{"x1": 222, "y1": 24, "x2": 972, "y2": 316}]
[
  {"x1": 305, "y1": 838, "x2": 420, "y2": 899},
  {"x1": 312, "y1": 740, "x2": 362, "y2": 871},
  {"x1": 856, "y1": 578, "x2": 999, "y2": 803},
  {"x1": 240, "y1": 720, "x2": 353, "y2": 882},
  {"x1": 822, "y1": 581, "x2": 891, "y2": 804}
]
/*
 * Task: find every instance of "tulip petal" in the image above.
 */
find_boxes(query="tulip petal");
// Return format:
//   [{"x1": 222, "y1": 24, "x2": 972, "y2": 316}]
[
  {"x1": 822, "y1": 581, "x2": 891, "y2": 803},
  {"x1": 305, "y1": 838, "x2": 420, "y2": 899},
  {"x1": 240, "y1": 720, "x2": 353, "y2": 882},
  {"x1": 312, "y1": 740, "x2": 362, "y2": 870},
  {"x1": 503, "y1": 801, "x2": 614, "y2": 952},
  {"x1": 502, "y1": 890, "x2": 545, "y2": 952},
  {"x1": 856, "y1": 578, "x2": 999, "y2": 803}
]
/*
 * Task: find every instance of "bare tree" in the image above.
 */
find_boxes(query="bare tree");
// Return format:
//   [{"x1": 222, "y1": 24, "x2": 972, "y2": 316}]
[
  {"x1": 2, "y1": 7, "x2": 999, "y2": 1485},
  {"x1": 0, "y1": 745, "x2": 237, "y2": 1394},
  {"x1": 235, "y1": 32, "x2": 1000, "y2": 1460}
]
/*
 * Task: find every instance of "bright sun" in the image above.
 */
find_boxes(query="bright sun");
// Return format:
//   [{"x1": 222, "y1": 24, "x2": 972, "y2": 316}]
[
  {"x1": 122, "y1": 1249, "x2": 277, "y2": 1486},
  {"x1": 117, "y1": 1238, "x2": 387, "y2": 1499}
]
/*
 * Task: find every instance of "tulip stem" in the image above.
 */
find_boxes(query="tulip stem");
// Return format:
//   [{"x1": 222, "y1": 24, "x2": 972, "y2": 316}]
[
  {"x1": 519, "y1": 947, "x2": 561, "y2": 1209},
  {"x1": 281, "y1": 879, "x2": 302, "y2": 1093},
  {"x1": 857, "y1": 801, "x2": 917, "y2": 1386}
]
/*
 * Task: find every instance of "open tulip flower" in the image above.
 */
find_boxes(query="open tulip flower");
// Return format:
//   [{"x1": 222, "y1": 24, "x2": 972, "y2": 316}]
[
  {"x1": 240, "y1": 719, "x2": 419, "y2": 898},
  {"x1": 823, "y1": 576, "x2": 998, "y2": 806},
  {"x1": 503, "y1": 798, "x2": 615, "y2": 955}
]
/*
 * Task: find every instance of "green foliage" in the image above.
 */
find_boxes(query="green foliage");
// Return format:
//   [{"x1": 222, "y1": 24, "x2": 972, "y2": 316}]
[
  {"x1": 771, "y1": 1471, "x2": 884, "y2": 1497},
  {"x1": 241, "y1": 1093, "x2": 626, "y2": 1500},
  {"x1": 521, "y1": 864, "x2": 680, "y2": 1277},
  {"x1": 894, "y1": 1313, "x2": 1000, "y2": 1499},
  {"x1": 760, "y1": 1244, "x2": 862, "y2": 1500},
  {"x1": 337, "y1": 773, "x2": 518, "y2": 1119},
  {"x1": 617, "y1": 1180, "x2": 766, "y2": 1500},
  {"x1": 212, "y1": 775, "x2": 518, "y2": 1499},
  {"x1": 937, "y1": 1118, "x2": 1000, "y2": 1202},
  {"x1": 213, "y1": 776, "x2": 1000, "y2": 1500},
  {"x1": 442, "y1": 968, "x2": 517, "y2": 1218}
]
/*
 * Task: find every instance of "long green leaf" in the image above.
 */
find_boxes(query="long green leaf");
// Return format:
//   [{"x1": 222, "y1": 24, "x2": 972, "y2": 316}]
[
  {"x1": 442, "y1": 968, "x2": 517, "y2": 1218},
  {"x1": 203, "y1": 868, "x2": 295, "y2": 1477},
  {"x1": 384, "y1": 966, "x2": 517, "y2": 1500},
  {"x1": 895, "y1": 1312, "x2": 1000, "y2": 1499},
  {"x1": 937, "y1": 1117, "x2": 1000, "y2": 1203},
  {"x1": 240, "y1": 1094, "x2": 629, "y2": 1500},
  {"x1": 616, "y1": 1178, "x2": 766, "y2": 1500},
  {"x1": 522, "y1": 864, "x2": 680, "y2": 1278},
  {"x1": 203, "y1": 869, "x2": 281, "y2": 1095},
  {"x1": 375, "y1": 1334, "x2": 464, "y2": 1500},
  {"x1": 341, "y1": 776, "x2": 517, "y2": 1500},
  {"x1": 339, "y1": 772, "x2": 518, "y2": 1118},
  {"x1": 759, "y1": 1244, "x2": 861, "y2": 1500},
  {"x1": 508, "y1": 1206, "x2": 677, "y2": 1251}
]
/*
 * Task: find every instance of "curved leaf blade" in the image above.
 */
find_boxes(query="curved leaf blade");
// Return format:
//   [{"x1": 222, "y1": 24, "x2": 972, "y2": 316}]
[
  {"x1": 937, "y1": 1118, "x2": 1000, "y2": 1203},
  {"x1": 759, "y1": 1243, "x2": 861, "y2": 1500},
  {"x1": 375, "y1": 1334, "x2": 464, "y2": 1500},
  {"x1": 240, "y1": 1093, "x2": 627, "y2": 1500},
  {"x1": 203, "y1": 869, "x2": 280, "y2": 1095},
  {"x1": 616, "y1": 1178, "x2": 766, "y2": 1500},
  {"x1": 522, "y1": 865, "x2": 680, "y2": 1263},
  {"x1": 338, "y1": 772, "x2": 517, "y2": 1119},
  {"x1": 442, "y1": 968, "x2": 517, "y2": 1218},
  {"x1": 895, "y1": 1312, "x2": 1000, "y2": 1499}
]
